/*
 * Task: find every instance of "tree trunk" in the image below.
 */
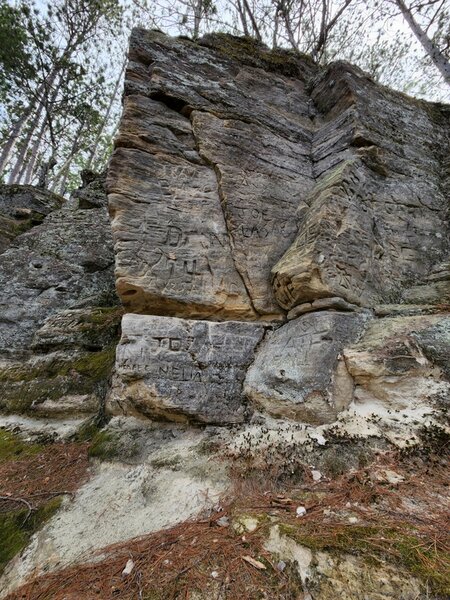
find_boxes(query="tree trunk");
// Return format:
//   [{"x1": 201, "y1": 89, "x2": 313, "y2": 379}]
[
  {"x1": 242, "y1": 0, "x2": 262, "y2": 40},
  {"x1": 0, "y1": 108, "x2": 34, "y2": 176},
  {"x1": 51, "y1": 121, "x2": 84, "y2": 194},
  {"x1": 8, "y1": 96, "x2": 47, "y2": 184},
  {"x1": 235, "y1": 0, "x2": 250, "y2": 36},
  {"x1": 21, "y1": 116, "x2": 47, "y2": 184},
  {"x1": 85, "y1": 57, "x2": 127, "y2": 171},
  {"x1": 395, "y1": 0, "x2": 450, "y2": 85}
]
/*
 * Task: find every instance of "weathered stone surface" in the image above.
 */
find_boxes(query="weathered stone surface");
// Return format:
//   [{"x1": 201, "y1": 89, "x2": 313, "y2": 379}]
[
  {"x1": 109, "y1": 314, "x2": 266, "y2": 424},
  {"x1": 0, "y1": 179, "x2": 120, "y2": 416},
  {"x1": 0, "y1": 307, "x2": 121, "y2": 417},
  {"x1": 0, "y1": 185, "x2": 63, "y2": 253},
  {"x1": 264, "y1": 525, "x2": 423, "y2": 600},
  {"x1": 402, "y1": 259, "x2": 450, "y2": 305},
  {"x1": 287, "y1": 296, "x2": 358, "y2": 319},
  {"x1": 244, "y1": 311, "x2": 370, "y2": 424},
  {"x1": 107, "y1": 30, "x2": 318, "y2": 320},
  {"x1": 272, "y1": 65, "x2": 450, "y2": 310},
  {"x1": 110, "y1": 31, "x2": 449, "y2": 323},
  {"x1": 373, "y1": 304, "x2": 442, "y2": 317},
  {"x1": 343, "y1": 314, "x2": 450, "y2": 413},
  {"x1": 0, "y1": 209, "x2": 116, "y2": 354},
  {"x1": 71, "y1": 170, "x2": 108, "y2": 209}
]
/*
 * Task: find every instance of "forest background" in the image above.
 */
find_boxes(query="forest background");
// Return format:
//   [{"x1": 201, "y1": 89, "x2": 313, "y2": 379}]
[{"x1": 0, "y1": 0, "x2": 449, "y2": 194}]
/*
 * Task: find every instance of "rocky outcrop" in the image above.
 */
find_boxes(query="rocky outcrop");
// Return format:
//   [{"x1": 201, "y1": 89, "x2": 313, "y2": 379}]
[
  {"x1": 109, "y1": 314, "x2": 265, "y2": 423},
  {"x1": 0, "y1": 185, "x2": 63, "y2": 254},
  {"x1": 1, "y1": 30, "x2": 448, "y2": 430},
  {"x1": 344, "y1": 314, "x2": 450, "y2": 415},
  {"x1": 0, "y1": 178, "x2": 120, "y2": 417},
  {"x1": 107, "y1": 29, "x2": 449, "y2": 426},
  {"x1": 1, "y1": 30, "x2": 449, "y2": 600}
]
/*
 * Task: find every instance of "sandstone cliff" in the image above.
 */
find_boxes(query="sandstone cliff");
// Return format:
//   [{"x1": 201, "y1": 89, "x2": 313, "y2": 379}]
[
  {"x1": 107, "y1": 29, "x2": 449, "y2": 430},
  {"x1": 0, "y1": 30, "x2": 449, "y2": 600}
]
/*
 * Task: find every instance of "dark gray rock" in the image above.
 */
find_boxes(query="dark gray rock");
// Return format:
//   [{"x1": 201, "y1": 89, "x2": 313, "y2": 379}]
[
  {"x1": 413, "y1": 316, "x2": 450, "y2": 378},
  {"x1": 108, "y1": 314, "x2": 266, "y2": 424},
  {"x1": 244, "y1": 311, "x2": 370, "y2": 424},
  {"x1": 72, "y1": 170, "x2": 108, "y2": 209},
  {"x1": 0, "y1": 179, "x2": 120, "y2": 416},
  {"x1": 0, "y1": 185, "x2": 63, "y2": 253}
]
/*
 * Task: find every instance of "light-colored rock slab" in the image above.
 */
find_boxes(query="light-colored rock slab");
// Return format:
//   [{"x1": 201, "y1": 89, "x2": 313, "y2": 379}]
[
  {"x1": 287, "y1": 296, "x2": 358, "y2": 319},
  {"x1": 109, "y1": 314, "x2": 266, "y2": 424},
  {"x1": 344, "y1": 314, "x2": 450, "y2": 412},
  {"x1": 0, "y1": 421, "x2": 227, "y2": 597}
]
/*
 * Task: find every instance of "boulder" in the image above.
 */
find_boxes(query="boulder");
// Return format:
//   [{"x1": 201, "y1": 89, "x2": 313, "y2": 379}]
[
  {"x1": 244, "y1": 311, "x2": 370, "y2": 424},
  {"x1": 108, "y1": 314, "x2": 266, "y2": 424},
  {"x1": 343, "y1": 314, "x2": 450, "y2": 413}
]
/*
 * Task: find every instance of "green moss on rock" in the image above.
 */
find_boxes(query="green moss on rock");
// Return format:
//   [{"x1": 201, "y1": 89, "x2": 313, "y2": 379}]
[
  {"x1": 0, "y1": 344, "x2": 117, "y2": 414},
  {"x1": 0, "y1": 429, "x2": 42, "y2": 462},
  {"x1": 88, "y1": 430, "x2": 120, "y2": 460},
  {"x1": 0, "y1": 498, "x2": 62, "y2": 574},
  {"x1": 279, "y1": 522, "x2": 450, "y2": 595},
  {"x1": 199, "y1": 33, "x2": 316, "y2": 78}
]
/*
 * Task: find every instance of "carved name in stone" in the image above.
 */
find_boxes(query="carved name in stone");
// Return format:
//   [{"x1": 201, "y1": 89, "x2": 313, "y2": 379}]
[
  {"x1": 109, "y1": 314, "x2": 266, "y2": 424},
  {"x1": 245, "y1": 311, "x2": 370, "y2": 424}
]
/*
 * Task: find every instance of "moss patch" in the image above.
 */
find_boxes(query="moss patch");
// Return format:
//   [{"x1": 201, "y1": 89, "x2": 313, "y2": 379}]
[
  {"x1": 88, "y1": 430, "x2": 121, "y2": 460},
  {"x1": 0, "y1": 429, "x2": 42, "y2": 463},
  {"x1": 0, "y1": 344, "x2": 116, "y2": 384},
  {"x1": 199, "y1": 33, "x2": 316, "y2": 78},
  {"x1": 67, "y1": 345, "x2": 116, "y2": 379},
  {"x1": 0, "y1": 344, "x2": 117, "y2": 413},
  {"x1": 279, "y1": 522, "x2": 450, "y2": 594},
  {"x1": 0, "y1": 497, "x2": 62, "y2": 574}
]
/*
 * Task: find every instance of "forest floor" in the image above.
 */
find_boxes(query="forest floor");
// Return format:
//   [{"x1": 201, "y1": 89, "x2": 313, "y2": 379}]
[{"x1": 1, "y1": 423, "x2": 449, "y2": 600}]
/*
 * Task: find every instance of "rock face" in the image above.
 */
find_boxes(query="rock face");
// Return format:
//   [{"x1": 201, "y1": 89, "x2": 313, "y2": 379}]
[
  {"x1": 272, "y1": 66, "x2": 450, "y2": 310},
  {"x1": 106, "y1": 29, "x2": 449, "y2": 426},
  {"x1": 109, "y1": 314, "x2": 265, "y2": 423},
  {"x1": 107, "y1": 32, "x2": 318, "y2": 321},
  {"x1": 0, "y1": 185, "x2": 63, "y2": 253},
  {"x1": 245, "y1": 311, "x2": 370, "y2": 424},
  {"x1": 1, "y1": 31, "x2": 450, "y2": 599},
  {"x1": 0, "y1": 178, "x2": 120, "y2": 417},
  {"x1": 1, "y1": 31, "x2": 449, "y2": 430}
]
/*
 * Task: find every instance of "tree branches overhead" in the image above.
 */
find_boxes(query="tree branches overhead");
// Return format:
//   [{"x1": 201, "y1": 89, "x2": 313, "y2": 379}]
[
  {"x1": 0, "y1": 0, "x2": 125, "y2": 193},
  {"x1": 0, "y1": 0, "x2": 449, "y2": 192}
]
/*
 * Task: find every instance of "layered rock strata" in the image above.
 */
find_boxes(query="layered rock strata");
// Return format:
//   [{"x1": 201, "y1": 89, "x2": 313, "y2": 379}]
[
  {"x1": 107, "y1": 30, "x2": 449, "y2": 426},
  {"x1": 0, "y1": 176, "x2": 120, "y2": 417}
]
